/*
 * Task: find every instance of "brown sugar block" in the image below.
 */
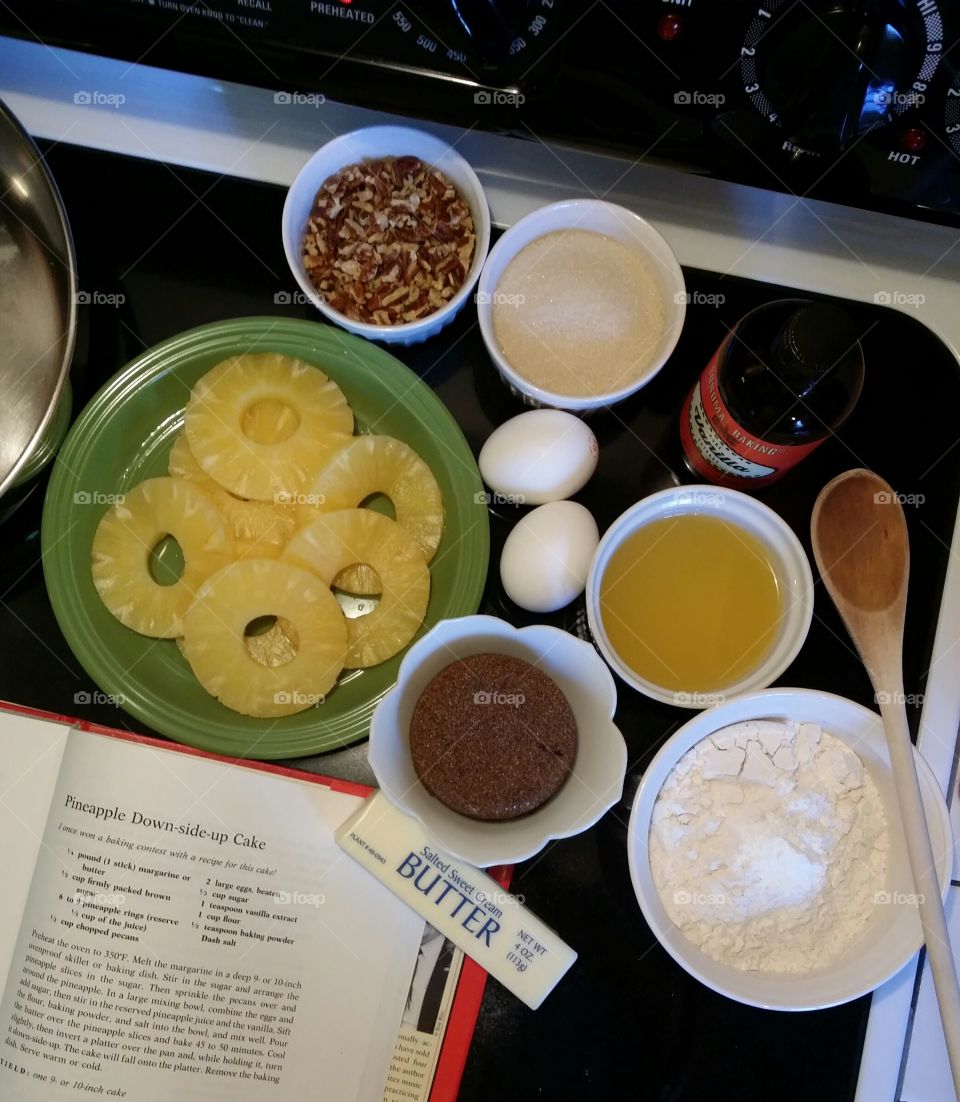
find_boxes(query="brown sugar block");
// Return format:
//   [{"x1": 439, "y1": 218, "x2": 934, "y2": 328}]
[{"x1": 409, "y1": 652, "x2": 578, "y2": 821}]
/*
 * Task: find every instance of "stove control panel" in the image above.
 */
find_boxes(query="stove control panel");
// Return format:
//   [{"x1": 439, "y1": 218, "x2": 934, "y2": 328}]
[{"x1": 3, "y1": 0, "x2": 960, "y2": 224}]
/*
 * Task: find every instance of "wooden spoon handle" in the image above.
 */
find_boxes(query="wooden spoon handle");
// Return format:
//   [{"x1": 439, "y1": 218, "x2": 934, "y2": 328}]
[{"x1": 879, "y1": 695, "x2": 960, "y2": 1096}]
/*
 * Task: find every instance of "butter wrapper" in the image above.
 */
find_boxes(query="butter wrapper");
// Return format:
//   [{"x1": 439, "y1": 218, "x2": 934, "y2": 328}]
[{"x1": 335, "y1": 792, "x2": 576, "y2": 1009}]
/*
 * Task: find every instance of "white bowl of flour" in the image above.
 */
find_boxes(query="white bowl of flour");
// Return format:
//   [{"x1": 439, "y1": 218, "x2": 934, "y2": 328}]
[{"x1": 628, "y1": 688, "x2": 952, "y2": 1010}]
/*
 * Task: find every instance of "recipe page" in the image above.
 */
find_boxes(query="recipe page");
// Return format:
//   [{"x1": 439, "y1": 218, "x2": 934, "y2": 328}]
[
  {"x1": 0, "y1": 713, "x2": 71, "y2": 998},
  {"x1": 0, "y1": 728, "x2": 424, "y2": 1102}
]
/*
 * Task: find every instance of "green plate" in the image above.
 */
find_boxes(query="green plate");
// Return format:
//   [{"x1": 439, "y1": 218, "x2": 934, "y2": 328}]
[{"x1": 41, "y1": 317, "x2": 489, "y2": 759}]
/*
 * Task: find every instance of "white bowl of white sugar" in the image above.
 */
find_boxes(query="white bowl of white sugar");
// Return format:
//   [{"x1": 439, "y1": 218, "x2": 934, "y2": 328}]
[
  {"x1": 628, "y1": 688, "x2": 952, "y2": 1010},
  {"x1": 476, "y1": 199, "x2": 686, "y2": 411}
]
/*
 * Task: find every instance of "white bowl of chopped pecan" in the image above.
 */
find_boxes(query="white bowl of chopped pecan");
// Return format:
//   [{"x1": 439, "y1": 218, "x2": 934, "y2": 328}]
[{"x1": 283, "y1": 126, "x2": 490, "y2": 345}]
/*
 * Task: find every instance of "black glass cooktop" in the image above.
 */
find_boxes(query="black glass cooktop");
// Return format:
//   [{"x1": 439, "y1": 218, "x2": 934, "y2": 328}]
[{"x1": 5, "y1": 141, "x2": 960, "y2": 1102}]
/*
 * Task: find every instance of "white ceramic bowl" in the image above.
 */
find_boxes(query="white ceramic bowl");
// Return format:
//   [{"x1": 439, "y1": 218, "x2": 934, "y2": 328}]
[
  {"x1": 585, "y1": 485, "x2": 814, "y2": 707},
  {"x1": 368, "y1": 615, "x2": 628, "y2": 866},
  {"x1": 476, "y1": 199, "x2": 686, "y2": 411},
  {"x1": 282, "y1": 126, "x2": 491, "y2": 345},
  {"x1": 628, "y1": 688, "x2": 952, "y2": 1010}
]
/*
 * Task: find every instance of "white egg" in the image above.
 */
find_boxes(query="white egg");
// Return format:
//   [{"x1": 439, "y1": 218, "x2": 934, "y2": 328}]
[
  {"x1": 478, "y1": 409, "x2": 598, "y2": 506},
  {"x1": 500, "y1": 501, "x2": 600, "y2": 613}
]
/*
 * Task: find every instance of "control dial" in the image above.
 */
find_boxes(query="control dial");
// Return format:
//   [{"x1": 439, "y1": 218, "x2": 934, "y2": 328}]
[
  {"x1": 740, "y1": 0, "x2": 943, "y2": 156},
  {"x1": 449, "y1": 0, "x2": 556, "y2": 66},
  {"x1": 944, "y1": 68, "x2": 960, "y2": 155}
]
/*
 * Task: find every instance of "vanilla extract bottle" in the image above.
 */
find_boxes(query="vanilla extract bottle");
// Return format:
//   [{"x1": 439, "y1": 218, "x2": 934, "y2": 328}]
[{"x1": 679, "y1": 299, "x2": 864, "y2": 488}]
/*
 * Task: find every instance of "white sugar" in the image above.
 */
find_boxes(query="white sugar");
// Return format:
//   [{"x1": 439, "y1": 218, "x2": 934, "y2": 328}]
[{"x1": 492, "y1": 229, "x2": 665, "y2": 398}]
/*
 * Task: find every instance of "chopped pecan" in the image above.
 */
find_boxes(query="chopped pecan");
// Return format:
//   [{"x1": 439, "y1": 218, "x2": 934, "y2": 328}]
[{"x1": 301, "y1": 154, "x2": 476, "y2": 326}]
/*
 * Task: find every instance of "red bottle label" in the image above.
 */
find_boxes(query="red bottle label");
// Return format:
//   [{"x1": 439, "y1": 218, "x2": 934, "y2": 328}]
[{"x1": 679, "y1": 347, "x2": 823, "y2": 487}]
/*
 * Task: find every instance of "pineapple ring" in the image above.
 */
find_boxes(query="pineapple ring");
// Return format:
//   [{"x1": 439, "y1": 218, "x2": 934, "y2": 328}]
[
  {"x1": 181, "y1": 560, "x2": 347, "y2": 718},
  {"x1": 168, "y1": 433, "x2": 297, "y2": 555},
  {"x1": 91, "y1": 477, "x2": 235, "y2": 638},
  {"x1": 299, "y1": 435, "x2": 444, "y2": 559},
  {"x1": 184, "y1": 352, "x2": 354, "y2": 502},
  {"x1": 283, "y1": 509, "x2": 430, "y2": 669},
  {"x1": 233, "y1": 538, "x2": 284, "y2": 561},
  {"x1": 240, "y1": 618, "x2": 299, "y2": 668},
  {"x1": 333, "y1": 562, "x2": 382, "y2": 597},
  {"x1": 300, "y1": 435, "x2": 444, "y2": 597},
  {"x1": 175, "y1": 620, "x2": 297, "y2": 668}
]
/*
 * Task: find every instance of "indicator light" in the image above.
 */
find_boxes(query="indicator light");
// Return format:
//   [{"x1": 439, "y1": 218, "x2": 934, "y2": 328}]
[
  {"x1": 901, "y1": 128, "x2": 926, "y2": 153},
  {"x1": 657, "y1": 13, "x2": 683, "y2": 41}
]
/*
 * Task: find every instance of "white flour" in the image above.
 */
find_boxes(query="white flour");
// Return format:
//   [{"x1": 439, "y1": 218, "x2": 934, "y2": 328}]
[{"x1": 649, "y1": 720, "x2": 889, "y2": 973}]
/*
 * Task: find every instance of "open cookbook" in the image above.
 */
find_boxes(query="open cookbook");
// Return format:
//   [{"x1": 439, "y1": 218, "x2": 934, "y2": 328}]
[{"x1": 0, "y1": 703, "x2": 505, "y2": 1102}]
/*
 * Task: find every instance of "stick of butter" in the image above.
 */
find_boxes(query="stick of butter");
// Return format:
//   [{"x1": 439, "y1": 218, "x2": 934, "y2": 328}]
[{"x1": 335, "y1": 793, "x2": 576, "y2": 1009}]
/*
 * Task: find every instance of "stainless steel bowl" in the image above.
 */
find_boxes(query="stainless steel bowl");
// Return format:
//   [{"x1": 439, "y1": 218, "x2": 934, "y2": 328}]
[{"x1": 0, "y1": 97, "x2": 76, "y2": 508}]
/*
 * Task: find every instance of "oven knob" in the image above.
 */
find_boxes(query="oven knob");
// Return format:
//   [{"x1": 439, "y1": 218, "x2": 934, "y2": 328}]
[
  {"x1": 450, "y1": 0, "x2": 554, "y2": 67},
  {"x1": 741, "y1": 1, "x2": 942, "y2": 155}
]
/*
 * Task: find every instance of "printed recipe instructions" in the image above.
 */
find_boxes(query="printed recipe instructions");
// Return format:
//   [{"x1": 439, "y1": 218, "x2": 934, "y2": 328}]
[{"x1": 0, "y1": 726, "x2": 423, "y2": 1102}]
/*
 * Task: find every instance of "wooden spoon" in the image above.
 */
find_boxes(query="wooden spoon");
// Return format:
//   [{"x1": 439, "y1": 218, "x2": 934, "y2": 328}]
[{"x1": 812, "y1": 468, "x2": 960, "y2": 1096}]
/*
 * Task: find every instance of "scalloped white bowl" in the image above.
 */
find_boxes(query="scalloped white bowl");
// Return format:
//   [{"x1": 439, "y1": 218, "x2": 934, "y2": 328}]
[{"x1": 368, "y1": 615, "x2": 628, "y2": 866}]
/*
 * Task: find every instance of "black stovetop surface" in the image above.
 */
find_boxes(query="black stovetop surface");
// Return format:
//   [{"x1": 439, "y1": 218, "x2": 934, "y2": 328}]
[{"x1": 6, "y1": 141, "x2": 960, "y2": 1102}]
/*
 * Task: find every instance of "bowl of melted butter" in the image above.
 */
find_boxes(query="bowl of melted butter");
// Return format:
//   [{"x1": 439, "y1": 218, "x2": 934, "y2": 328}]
[{"x1": 586, "y1": 486, "x2": 814, "y2": 707}]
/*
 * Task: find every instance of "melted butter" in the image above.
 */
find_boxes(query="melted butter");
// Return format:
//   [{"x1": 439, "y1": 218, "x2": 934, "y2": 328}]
[{"x1": 599, "y1": 514, "x2": 783, "y2": 693}]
